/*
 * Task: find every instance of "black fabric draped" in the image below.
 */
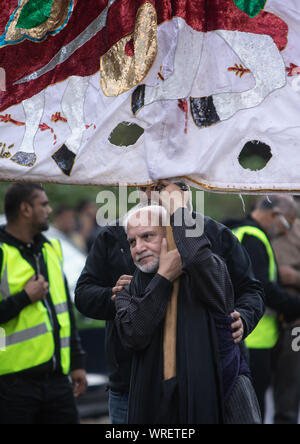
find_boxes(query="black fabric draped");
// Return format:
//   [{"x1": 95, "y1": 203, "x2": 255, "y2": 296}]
[{"x1": 127, "y1": 271, "x2": 224, "y2": 424}]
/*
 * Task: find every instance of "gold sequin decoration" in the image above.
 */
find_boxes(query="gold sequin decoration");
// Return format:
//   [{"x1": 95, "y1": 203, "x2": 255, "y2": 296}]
[
  {"x1": 6, "y1": 0, "x2": 72, "y2": 42},
  {"x1": 100, "y1": 2, "x2": 158, "y2": 97}
]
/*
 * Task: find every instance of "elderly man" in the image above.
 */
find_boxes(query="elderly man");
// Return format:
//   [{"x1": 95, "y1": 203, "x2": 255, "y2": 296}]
[
  {"x1": 115, "y1": 181, "x2": 263, "y2": 424},
  {"x1": 75, "y1": 181, "x2": 259, "y2": 424}
]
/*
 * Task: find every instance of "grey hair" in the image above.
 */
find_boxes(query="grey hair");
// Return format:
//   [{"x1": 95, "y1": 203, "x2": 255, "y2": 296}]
[{"x1": 123, "y1": 202, "x2": 168, "y2": 234}]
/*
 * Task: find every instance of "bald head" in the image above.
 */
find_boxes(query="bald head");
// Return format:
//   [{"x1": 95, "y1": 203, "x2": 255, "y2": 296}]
[
  {"x1": 252, "y1": 194, "x2": 297, "y2": 238},
  {"x1": 255, "y1": 195, "x2": 297, "y2": 218}
]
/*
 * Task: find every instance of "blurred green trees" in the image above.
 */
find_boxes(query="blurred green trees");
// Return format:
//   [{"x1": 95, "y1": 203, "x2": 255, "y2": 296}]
[{"x1": 0, "y1": 181, "x2": 256, "y2": 222}]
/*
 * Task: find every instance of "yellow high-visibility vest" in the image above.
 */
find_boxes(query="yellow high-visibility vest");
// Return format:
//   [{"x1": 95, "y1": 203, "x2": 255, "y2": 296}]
[
  {"x1": 0, "y1": 239, "x2": 71, "y2": 376},
  {"x1": 232, "y1": 226, "x2": 278, "y2": 349}
]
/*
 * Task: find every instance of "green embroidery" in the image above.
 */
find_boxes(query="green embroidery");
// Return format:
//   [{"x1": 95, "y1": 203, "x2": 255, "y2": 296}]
[
  {"x1": 16, "y1": 0, "x2": 54, "y2": 30},
  {"x1": 233, "y1": 0, "x2": 267, "y2": 18}
]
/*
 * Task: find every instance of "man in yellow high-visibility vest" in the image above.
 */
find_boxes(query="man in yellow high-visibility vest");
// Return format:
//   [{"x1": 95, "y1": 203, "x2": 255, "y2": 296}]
[
  {"x1": 224, "y1": 195, "x2": 300, "y2": 422},
  {"x1": 0, "y1": 183, "x2": 87, "y2": 424}
]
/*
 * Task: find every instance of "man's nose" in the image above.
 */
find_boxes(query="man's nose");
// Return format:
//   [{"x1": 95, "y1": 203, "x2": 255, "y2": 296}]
[{"x1": 135, "y1": 238, "x2": 146, "y2": 253}]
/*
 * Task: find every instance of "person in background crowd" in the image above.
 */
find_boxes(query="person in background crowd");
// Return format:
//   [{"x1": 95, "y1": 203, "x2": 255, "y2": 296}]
[
  {"x1": 53, "y1": 205, "x2": 76, "y2": 238},
  {"x1": 0, "y1": 183, "x2": 87, "y2": 425},
  {"x1": 72, "y1": 200, "x2": 98, "y2": 253},
  {"x1": 271, "y1": 196, "x2": 300, "y2": 424},
  {"x1": 224, "y1": 195, "x2": 300, "y2": 422}
]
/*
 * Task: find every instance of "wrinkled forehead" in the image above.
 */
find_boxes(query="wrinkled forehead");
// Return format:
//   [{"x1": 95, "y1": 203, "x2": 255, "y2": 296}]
[{"x1": 127, "y1": 224, "x2": 164, "y2": 242}]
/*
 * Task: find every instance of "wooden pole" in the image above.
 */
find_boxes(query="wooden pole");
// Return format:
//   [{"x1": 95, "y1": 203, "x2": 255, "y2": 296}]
[{"x1": 163, "y1": 223, "x2": 179, "y2": 380}]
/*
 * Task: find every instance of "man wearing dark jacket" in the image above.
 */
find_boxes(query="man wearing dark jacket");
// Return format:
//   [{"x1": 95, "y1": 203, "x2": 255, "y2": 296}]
[
  {"x1": 115, "y1": 181, "x2": 263, "y2": 423},
  {"x1": 224, "y1": 194, "x2": 300, "y2": 421},
  {"x1": 0, "y1": 183, "x2": 86, "y2": 424},
  {"x1": 75, "y1": 221, "x2": 136, "y2": 424},
  {"x1": 75, "y1": 182, "x2": 265, "y2": 422}
]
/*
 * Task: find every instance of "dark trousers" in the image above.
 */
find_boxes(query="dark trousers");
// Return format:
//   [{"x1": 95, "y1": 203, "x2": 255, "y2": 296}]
[
  {"x1": 273, "y1": 328, "x2": 300, "y2": 424},
  {"x1": 250, "y1": 335, "x2": 300, "y2": 424},
  {"x1": 248, "y1": 348, "x2": 272, "y2": 421},
  {"x1": 0, "y1": 374, "x2": 79, "y2": 424}
]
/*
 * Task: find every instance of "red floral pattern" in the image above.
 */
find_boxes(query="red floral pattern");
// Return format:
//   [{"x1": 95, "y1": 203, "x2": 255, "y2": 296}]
[{"x1": 0, "y1": 0, "x2": 289, "y2": 112}]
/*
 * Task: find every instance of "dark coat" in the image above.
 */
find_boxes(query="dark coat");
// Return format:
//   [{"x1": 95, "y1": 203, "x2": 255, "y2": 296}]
[
  {"x1": 115, "y1": 210, "x2": 265, "y2": 423},
  {"x1": 75, "y1": 214, "x2": 265, "y2": 396},
  {"x1": 75, "y1": 223, "x2": 136, "y2": 392}
]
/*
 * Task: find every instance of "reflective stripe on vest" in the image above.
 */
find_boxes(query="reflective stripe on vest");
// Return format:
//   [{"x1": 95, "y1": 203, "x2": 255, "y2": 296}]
[
  {"x1": 232, "y1": 226, "x2": 279, "y2": 349},
  {"x1": 0, "y1": 245, "x2": 9, "y2": 300},
  {"x1": 0, "y1": 240, "x2": 71, "y2": 376}
]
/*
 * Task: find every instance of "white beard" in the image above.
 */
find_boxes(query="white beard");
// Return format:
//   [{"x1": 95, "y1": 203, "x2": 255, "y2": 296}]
[{"x1": 135, "y1": 256, "x2": 160, "y2": 274}]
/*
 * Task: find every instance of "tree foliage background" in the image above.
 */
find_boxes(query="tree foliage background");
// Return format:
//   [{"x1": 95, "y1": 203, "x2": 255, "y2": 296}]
[{"x1": 0, "y1": 182, "x2": 256, "y2": 223}]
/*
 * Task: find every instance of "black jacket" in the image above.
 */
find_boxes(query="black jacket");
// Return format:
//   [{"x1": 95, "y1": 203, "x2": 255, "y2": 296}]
[
  {"x1": 75, "y1": 223, "x2": 136, "y2": 393},
  {"x1": 224, "y1": 216, "x2": 300, "y2": 322},
  {"x1": 0, "y1": 226, "x2": 85, "y2": 377},
  {"x1": 202, "y1": 214, "x2": 265, "y2": 337},
  {"x1": 115, "y1": 209, "x2": 261, "y2": 424},
  {"x1": 75, "y1": 215, "x2": 264, "y2": 394}
]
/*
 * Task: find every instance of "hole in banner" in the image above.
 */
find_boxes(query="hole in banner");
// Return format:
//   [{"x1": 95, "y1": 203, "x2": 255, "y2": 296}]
[
  {"x1": 239, "y1": 141, "x2": 272, "y2": 171},
  {"x1": 109, "y1": 122, "x2": 144, "y2": 147}
]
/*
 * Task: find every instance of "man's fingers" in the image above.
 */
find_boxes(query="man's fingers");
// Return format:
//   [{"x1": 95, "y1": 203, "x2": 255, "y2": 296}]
[
  {"x1": 159, "y1": 179, "x2": 172, "y2": 187},
  {"x1": 118, "y1": 279, "x2": 132, "y2": 286},
  {"x1": 160, "y1": 238, "x2": 168, "y2": 255},
  {"x1": 233, "y1": 335, "x2": 243, "y2": 344},
  {"x1": 230, "y1": 310, "x2": 241, "y2": 320},
  {"x1": 112, "y1": 286, "x2": 123, "y2": 294},
  {"x1": 230, "y1": 311, "x2": 243, "y2": 344},
  {"x1": 232, "y1": 329, "x2": 243, "y2": 339},
  {"x1": 230, "y1": 311, "x2": 242, "y2": 328},
  {"x1": 231, "y1": 319, "x2": 242, "y2": 329},
  {"x1": 115, "y1": 275, "x2": 133, "y2": 287}
]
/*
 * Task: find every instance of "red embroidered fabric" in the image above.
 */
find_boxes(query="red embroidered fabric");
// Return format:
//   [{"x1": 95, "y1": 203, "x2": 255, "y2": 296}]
[{"x1": 0, "y1": 0, "x2": 288, "y2": 112}]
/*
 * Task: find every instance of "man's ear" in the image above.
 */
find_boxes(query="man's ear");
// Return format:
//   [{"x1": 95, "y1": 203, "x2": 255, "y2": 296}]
[{"x1": 20, "y1": 201, "x2": 32, "y2": 219}]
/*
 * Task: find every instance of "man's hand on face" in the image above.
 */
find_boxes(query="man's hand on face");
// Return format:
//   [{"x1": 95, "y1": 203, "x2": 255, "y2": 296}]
[
  {"x1": 158, "y1": 180, "x2": 189, "y2": 215},
  {"x1": 158, "y1": 238, "x2": 182, "y2": 282},
  {"x1": 112, "y1": 275, "x2": 133, "y2": 300},
  {"x1": 25, "y1": 275, "x2": 49, "y2": 303}
]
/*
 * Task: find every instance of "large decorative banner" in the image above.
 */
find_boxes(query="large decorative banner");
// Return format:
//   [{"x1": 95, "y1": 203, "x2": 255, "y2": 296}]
[{"x1": 0, "y1": 0, "x2": 299, "y2": 192}]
